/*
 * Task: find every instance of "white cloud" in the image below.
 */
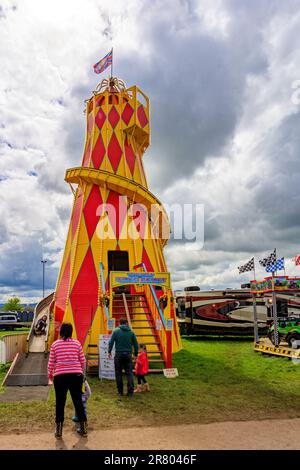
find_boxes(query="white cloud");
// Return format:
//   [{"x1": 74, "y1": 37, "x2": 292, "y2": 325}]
[{"x1": 0, "y1": 0, "x2": 300, "y2": 302}]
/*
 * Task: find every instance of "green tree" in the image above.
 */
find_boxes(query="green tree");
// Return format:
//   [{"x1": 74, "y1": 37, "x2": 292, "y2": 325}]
[{"x1": 3, "y1": 297, "x2": 23, "y2": 312}]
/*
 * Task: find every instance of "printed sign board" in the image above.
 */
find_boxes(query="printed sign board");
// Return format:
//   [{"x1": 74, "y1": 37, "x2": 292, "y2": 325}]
[
  {"x1": 166, "y1": 319, "x2": 173, "y2": 331},
  {"x1": 108, "y1": 318, "x2": 115, "y2": 331},
  {"x1": 99, "y1": 334, "x2": 115, "y2": 380},
  {"x1": 163, "y1": 368, "x2": 179, "y2": 378},
  {"x1": 156, "y1": 319, "x2": 162, "y2": 331},
  {"x1": 251, "y1": 276, "x2": 300, "y2": 293},
  {"x1": 110, "y1": 271, "x2": 170, "y2": 288}
]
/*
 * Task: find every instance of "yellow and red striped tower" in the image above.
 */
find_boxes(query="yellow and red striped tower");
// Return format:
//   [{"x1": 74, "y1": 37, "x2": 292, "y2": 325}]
[{"x1": 50, "y1": 77, "x2": 181, "y2": 369}]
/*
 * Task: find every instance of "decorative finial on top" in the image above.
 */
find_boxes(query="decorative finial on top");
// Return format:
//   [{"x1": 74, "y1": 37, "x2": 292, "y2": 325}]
[{"x1": 93, "y1": 76, "x2": 126, "y2": 95}]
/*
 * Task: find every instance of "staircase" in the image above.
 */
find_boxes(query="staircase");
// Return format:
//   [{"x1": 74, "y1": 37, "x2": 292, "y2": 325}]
[{"x1": 112, "y1": 293, "x2": 165, "y2": 372}]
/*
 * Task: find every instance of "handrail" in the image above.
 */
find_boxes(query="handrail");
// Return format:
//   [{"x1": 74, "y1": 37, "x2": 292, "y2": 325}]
[
  {"x1": 140, "y1": 263, "x2": 166, "y2": 327},
  {"x1": 100, "y1": 262, "x2": 110, "y2": 320},
  {"x1": 122, "y1": 293, "x2": 132, "y2": 328}
]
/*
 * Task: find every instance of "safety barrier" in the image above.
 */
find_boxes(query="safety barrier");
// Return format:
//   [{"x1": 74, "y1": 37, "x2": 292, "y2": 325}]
[
  {"x1": 254, "y1": 340, "x2": 300, "y2": 359},
  {"x1": 0, "y1": 333, "x2": 27, "y2": 364}
]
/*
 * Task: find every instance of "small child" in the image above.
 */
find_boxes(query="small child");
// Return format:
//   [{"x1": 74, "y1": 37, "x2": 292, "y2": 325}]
[
  {"x1": 72, "y1": 378, "x2": 92, "y2": 423},
  {"x1": 134, "y1": 343, "x2": 149, "y2": 393}
]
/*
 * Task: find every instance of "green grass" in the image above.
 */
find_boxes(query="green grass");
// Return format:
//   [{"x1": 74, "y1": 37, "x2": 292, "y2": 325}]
[
  {"x1": 1, "y1": 338, "x2": 300, "y2": 433},
  {"x1": 0, "y1": 328, "x2": 29, "y2": 337}
]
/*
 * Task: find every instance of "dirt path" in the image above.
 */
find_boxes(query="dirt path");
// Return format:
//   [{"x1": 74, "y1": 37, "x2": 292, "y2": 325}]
[{"x1": 1, "y1": 417, "x2": 300, "y2": 450}]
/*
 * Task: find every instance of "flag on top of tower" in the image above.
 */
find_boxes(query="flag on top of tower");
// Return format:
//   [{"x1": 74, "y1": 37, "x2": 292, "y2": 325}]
[
  {"x1": 293, "y1": 254, "x2": 300, "y2": 266},
  {"x1": 265, "y1": 257, "x2": 285, "y2": 273},
  {"x1": 238, "y1": 257, "x2": 254, "y2": 274},
  {"x1": 259, "y1": 249, "x2": 276, "y2": 267},
  {"x1": 93, "y1": 49, "x2": 113, "y2": 74}
]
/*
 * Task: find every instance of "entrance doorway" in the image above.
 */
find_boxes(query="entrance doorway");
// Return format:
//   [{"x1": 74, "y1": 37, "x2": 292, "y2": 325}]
[{"x1": 108, "y1": 250, "x2": 129, "y2": 272}]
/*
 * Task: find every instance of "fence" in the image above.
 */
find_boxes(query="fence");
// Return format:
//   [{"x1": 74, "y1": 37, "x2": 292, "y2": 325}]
[{"x1": 0, "y1": 333, "x2": 27, "y2": 364}]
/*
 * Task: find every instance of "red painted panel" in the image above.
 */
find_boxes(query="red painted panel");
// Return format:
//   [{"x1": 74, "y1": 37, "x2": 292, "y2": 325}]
[
  {"x1": 107, "y1": 132, "x2": 122, "y2": 173},
  {"x1": 71, "y1": 189, "x2": 83, "y2": 240},
  {"x1": 108, "y1": 106, "x2": 120, "y2": 129},
  {"x1": 92, "y1": 134, "x2": 106, "y2": 169},
  {"x1": 142, "y1": 247, "x2": 154, "y2": 272},
  {"x1": 54, "y1": 254, "x2": 71, "y2": 339},
  {"x1": 137, "y1": 105, "x2": 148, "y2": 128},
  {"x1": 124, "y1": 137, "x2": 136, "y2": 176},
  {"x1": 83, "y1": 185, "x2": 103, "y2": 240},
  {"x1": 87, "y1": 112, "x2": 94, "y2": 135},
  {"x1": 82, "y1": 140, "x2": 91, "y2": 167},
  {"x1": 122, "y1": 103, "x2": 134, "y2": 125},
  {"x1": 69, "y1": 247, "x2": 99, "y2": 345},
  {"x1": 95, "y1": 108, "x2": 106, "y2": 130}
]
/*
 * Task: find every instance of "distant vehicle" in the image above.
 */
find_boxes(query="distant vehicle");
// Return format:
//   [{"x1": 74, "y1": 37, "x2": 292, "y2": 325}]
[
  {"x1": 184, "y1": 286, "x2": 200, "y2": 292},
  {"x1": 268, "y1": 317, "x2": 300, "y2": 348},
  {"x1": 0, "y1": 314, "x2": 18, "y2": 330}
]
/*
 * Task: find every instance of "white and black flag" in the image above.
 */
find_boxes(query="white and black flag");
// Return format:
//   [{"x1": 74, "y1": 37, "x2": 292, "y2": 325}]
[
  {"x1": 238, "y1": 257, "x2": 254, "y2": 274},
  {"x1": 259, "y1": 249, "x2": 276, "y2": 268}
]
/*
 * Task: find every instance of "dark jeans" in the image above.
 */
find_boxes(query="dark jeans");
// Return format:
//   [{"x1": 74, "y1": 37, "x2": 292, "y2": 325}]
[
  {"x1": 114, "y1": 353, "x2": 134, "y2": 395},
  {"x1": 137, "y1": 375, "x2": 147, "y2": 385},
  {"x1": 53, "y1": 373, "x2": 86, "y2": 423}
]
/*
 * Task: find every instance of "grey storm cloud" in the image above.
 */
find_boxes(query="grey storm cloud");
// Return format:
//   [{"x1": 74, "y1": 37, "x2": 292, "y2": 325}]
[{"x1": 1, "y1": 0, "x2": 300, "y2": 299}]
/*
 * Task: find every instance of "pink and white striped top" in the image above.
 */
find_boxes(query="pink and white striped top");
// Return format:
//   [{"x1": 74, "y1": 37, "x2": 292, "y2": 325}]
[{"x1": 48, "y1": 338, "x2": 86, "y2": 379}]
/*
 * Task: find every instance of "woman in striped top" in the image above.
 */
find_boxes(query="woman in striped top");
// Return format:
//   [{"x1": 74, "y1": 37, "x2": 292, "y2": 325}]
[{"x1": 48, "y1": 322, "x2": 87, "y2": 438}]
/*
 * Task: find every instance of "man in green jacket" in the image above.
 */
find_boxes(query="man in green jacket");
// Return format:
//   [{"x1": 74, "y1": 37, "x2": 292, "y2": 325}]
[{"x1": 108, "y1": 318, "x2": 139, "y2": 397}]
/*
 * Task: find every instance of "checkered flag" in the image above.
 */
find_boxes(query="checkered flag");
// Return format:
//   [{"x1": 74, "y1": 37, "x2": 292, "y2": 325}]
[
  {"x1": 259, "y1": 249, "x2": 276, "y2": 268},
  {"x1": 266, "y1": 257, "x2": 285, "y2": 273},
  {"x1": 238, "y1": 257, "x2": 254, "y2": 274}
]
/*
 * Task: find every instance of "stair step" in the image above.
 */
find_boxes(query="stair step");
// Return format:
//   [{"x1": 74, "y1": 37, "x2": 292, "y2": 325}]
[
  {"x1": 132, "y1": 326, "x2": 155, "y2": 330},
  {"x1": 136, "y1": 334, "x2": 157, "y2": 337}
]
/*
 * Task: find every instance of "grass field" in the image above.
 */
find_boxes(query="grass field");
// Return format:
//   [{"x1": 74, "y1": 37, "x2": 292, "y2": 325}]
[
  {"x1": 0, "y1": 328, "x2": 30, "y2": 337},
  {"x1": 1, "y1": 337, "x2": 300, "y2": 434}
]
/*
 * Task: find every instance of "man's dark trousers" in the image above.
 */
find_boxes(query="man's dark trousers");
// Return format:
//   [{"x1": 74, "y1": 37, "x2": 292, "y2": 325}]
[{"x1": 114, "y1": 352, "x2": 134, "y2": 395}]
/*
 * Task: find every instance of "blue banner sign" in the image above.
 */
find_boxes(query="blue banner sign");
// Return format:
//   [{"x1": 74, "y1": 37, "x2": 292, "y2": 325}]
[{"x1": 111, "y1": 271, "x2": 170, "y2": 288}]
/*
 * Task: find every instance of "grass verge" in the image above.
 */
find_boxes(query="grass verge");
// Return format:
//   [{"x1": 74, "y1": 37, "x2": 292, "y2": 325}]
[{"x1": 1, "y1": 338, "x2": 300, "y2": 433}]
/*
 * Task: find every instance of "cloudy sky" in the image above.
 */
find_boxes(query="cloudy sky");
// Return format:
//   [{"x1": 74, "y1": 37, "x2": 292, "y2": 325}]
[{"x1": 1, "y1": 0, "x2": 300, "y2": 302}]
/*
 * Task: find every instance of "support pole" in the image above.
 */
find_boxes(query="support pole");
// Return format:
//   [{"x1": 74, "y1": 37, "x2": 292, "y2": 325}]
[
  {"x1": 272, "y1": 272, "x2": 279, "y2": 347},
  {"x1": 252, "y1": 294, "x2": 259, "y2": 343}
]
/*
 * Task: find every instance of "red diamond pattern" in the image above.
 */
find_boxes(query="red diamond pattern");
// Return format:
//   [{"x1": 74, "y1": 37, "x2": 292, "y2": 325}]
[
  {"x1": 137, "y1": 104, "x2": 148, "y2": 128},
  {"x1": 71, "y1": 189, "x2": 83, "y2": 239},
  {"x1": 69, "y1": 247, "x2": 98, "y2": 345},
  {"x1": 108, "y1": 106, "x2": 120, "y2": 129},
  {"x1": 122, "y1": 102, "x2": 134, "y2": 125},
  {"x1": 87, "y1": 112, "x2": 93, "y2": 135},
  {"x1": 54, "y1": 254, "x2": 71, "y2": 339},
  {"x1": 124, "y1": 138, "x2": 135, "y2": 176},
  {"x1": 83, "y1": 185, "x2": 103, "y2": 240},
  {"x1": 107, "y1": 132, "x2": 122, "y2": 173},
  {"x1": 95, "y1": 108, "x2": 106, "y2": 130},
  {"x1": 82, "y1": 140, "x2": 91, "y2": 167},
  {"x1": 142, "y1": 247, "x2": 154, "y2": 272},
  {"x1": 92, "y1": 134, "x2": 105, "y2": 169}
]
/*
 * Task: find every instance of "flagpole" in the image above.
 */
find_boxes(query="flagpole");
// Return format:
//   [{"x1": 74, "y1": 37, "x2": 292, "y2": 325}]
[
  {"x1": 271, "y1": 271, "x2": 279, "y2": 347},
  {"x1": 252, "y1": 258, "x2": 259, "y2": 343},
  {"x1": 111, "y1": 48, "x2": 113, "y2": 78}
]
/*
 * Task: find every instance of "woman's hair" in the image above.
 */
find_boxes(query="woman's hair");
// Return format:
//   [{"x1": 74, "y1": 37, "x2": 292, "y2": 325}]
[
  {"x1": 59, "y1": 322, "x2": 73, "y2": 340},
  {"x1": 139, "y1": 343, "x2": 147, "y2": 352}
]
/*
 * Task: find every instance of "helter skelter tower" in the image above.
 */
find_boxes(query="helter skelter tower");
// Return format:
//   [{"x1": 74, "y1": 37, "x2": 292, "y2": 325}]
[{"x1": 50, "y1": 77, "x2": 181, "y2": 370}]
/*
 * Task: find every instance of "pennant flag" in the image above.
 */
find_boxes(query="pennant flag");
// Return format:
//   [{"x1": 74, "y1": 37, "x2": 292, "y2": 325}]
[
  {"x1": 259, "y1": 249, "x2": 276, "y2": 268},
  {"x1": 93, "y1": 49, "x2": 113, "y2": 74},
  {"x1": 293, "y1": 254, "x2": 300, "y2": 266},
  {"x1": 266, "y1": 257, "x2": 285, "y2": 273},
  {"x1": 238, "y1": 257, "x2": 254, "y2": 274}
]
